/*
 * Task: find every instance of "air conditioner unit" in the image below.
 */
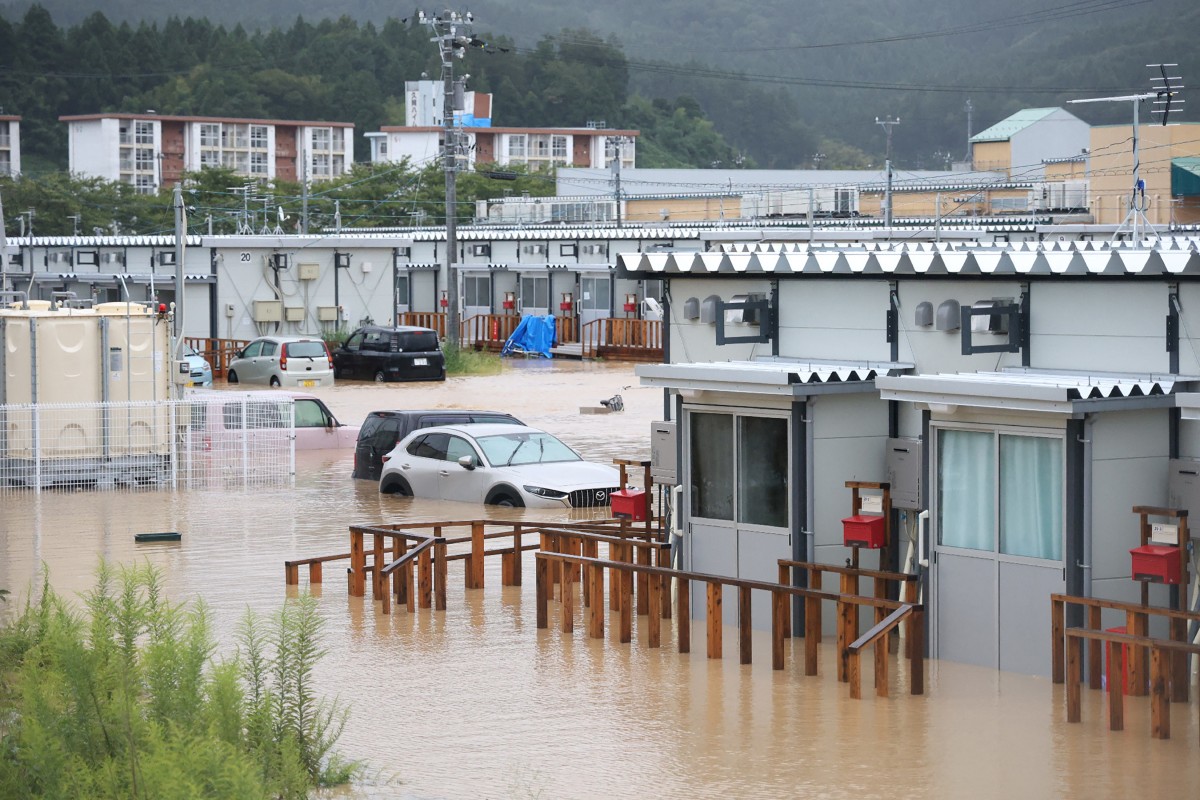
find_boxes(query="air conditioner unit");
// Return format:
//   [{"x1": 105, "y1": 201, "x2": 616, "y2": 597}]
[
  {"x1": 522, "y1": 244, "x2": 547, "y2": 255},
  {"x1": 970, "y1": 298, "x2": 1012, "y2": 335},
  {"x1": 101, "y1": 252, "x2": 124, "y2": 265},
  {"x1": 471, "y1": 244, "x2": 491, "y2": 257},
  {"x1": 157, "y1": 251, "x2": 176, "y2": 266},
  {"x1": 49, "y1": 252, "x2": 70, "y2": 264},
  {"x1": 582, "y1": 244, "x2": 607, "y2": 255}
]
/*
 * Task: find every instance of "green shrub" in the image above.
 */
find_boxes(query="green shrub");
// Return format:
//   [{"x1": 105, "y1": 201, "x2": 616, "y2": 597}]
[
  {"x1": 0, "y1": 565, "x2": 359, "y2": 800},
  {"x1": 442, "y1": 342, "x2": 503, "y2": 376}
]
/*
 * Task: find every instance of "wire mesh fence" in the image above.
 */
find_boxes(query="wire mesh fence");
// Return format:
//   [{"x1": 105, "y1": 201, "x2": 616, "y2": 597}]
[{"x1": 0, "y1": 393, "x2": 296, "y2": 492}]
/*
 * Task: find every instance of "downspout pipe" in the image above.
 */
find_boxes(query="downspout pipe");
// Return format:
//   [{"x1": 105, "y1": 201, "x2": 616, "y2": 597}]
[{"x1": 1082, "y1": 414, "x2": 1094, "y2": 602}]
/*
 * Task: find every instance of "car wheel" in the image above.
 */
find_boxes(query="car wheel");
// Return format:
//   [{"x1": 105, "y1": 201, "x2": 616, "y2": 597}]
[
  {"x1": 374, "y1": 370, "x2": 387, "y2": 383},
  {"x1": 488, "y1": 491, "x2": 524, "y2": 508},
  {"x1": 380, "y1": 477, "x2": 412, "y2": 496},
  {"x1": 227, "y1": 370, "x2": 239, "y2": 384},
  {"x1": 270, "y1": 376, "x2": 281, "y2": 387}
]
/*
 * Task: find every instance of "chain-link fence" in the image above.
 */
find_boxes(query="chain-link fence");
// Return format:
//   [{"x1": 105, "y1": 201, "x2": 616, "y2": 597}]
[{"x1": 0, "y1": 393, "x2": 296, "y2": 492}]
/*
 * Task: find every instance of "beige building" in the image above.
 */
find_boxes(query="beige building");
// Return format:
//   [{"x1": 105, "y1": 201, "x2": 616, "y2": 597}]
[
  {"x1": 969, "y1": 107, "x2": 1090, "y2": 180},
  {"x1": 1089, "y1": 122, "x2": 1200, "y2": 226}
]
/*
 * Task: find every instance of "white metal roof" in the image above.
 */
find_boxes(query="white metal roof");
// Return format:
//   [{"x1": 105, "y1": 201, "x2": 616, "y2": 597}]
[
  {"x1": 876, "y1": 368, "x2": 1197, "y2": 415},
  {"x1": 637, "y1": 358, "x2": 914, "y2": 397},
  {"x1": 619, "y1": 239, "x2": 1200, "y2": 277}
]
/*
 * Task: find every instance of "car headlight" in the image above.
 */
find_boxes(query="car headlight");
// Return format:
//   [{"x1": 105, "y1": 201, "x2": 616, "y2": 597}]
[{"x1": 523, "y1": 485, "x2": 568, "y2": 499}]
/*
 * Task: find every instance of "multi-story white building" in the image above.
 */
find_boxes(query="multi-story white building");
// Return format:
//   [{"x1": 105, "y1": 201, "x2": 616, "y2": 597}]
[
  {"x1": 61, "y1": 113, "x2": 354, "y2": 193},
  {"x1": 365, "y1": 80, "x2": 636, "y2": 171},
  {"x1": 0, "y1": 115, "x2": 20, "y2": 176}
]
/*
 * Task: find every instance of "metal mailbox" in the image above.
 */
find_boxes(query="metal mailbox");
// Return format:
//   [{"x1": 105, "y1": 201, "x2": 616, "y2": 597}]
[
  {"x1": 843, "y1": 515, "x2": 886, "y2": 549},
  {"x1": 1129, "y1": 544, "x2": 1182, "y2": 584},
  {"x1": 612, "y1": 489, "x2": 649, "y2": 521}
]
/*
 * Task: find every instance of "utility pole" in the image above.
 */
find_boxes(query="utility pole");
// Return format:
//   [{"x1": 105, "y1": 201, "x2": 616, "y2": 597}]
[
  {"x1": 612, "y1": 153, "x2": 622, "y2": 228},
  {"x1": 812, "y1": 153, "x2": 825, "y2": 169},
  {"x1": 172, "y1": 183, "x2": 186, "y2": 359},
  {"x1": 68, "y1": 214, "x2": 81, "y2": 237},
  {"x1": 420, "y1": 8, "x2": 476, "y2": 349},
  {"x1": 301, "y1": 142, "x2": 310, "y2": 234},
  {"x1": 875, "y1": 116, "x2": 900, "y2": 232},
  {"x1": 0, "y1": 187, "x2": 8, "y2": 293},
  {"x1": 964, "y1": 99, "x2": 974, "y2": 168}
]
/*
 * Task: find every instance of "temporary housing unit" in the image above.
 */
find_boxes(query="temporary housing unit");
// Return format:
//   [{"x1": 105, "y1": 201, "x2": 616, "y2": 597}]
[
  {"x1": 623, "y1": 239, "x2": 1200, "y2": 676},
  {"x1": 0, "y1": 300, "x2": 172, "y2": 487}
]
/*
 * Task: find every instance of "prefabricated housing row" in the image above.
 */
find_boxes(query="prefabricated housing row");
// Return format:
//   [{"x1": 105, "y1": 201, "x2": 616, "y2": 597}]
[
  {"x1": 622, "y1": 241, "x2": 1200, "y2": 676},
  {"x1": 4, "y1": 221, "x2": 1187, "y2": 342}
]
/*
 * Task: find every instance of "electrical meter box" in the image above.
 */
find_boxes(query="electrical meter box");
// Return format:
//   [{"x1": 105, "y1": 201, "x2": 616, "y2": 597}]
[
  {"x1": 650, "y1": 421, "x2": 677, "y2": 484},
  {"x1": 284, "y1": 306, "x2": 305, "y2": 322},
  {"x1": 297, "y1": 262, "x2": 320, "y2": 281},
  {"x1": 252, "y1": 300, "x2": 282, "y2": 323},
  {"x1": 885, "y1": 437, "x2": 923, "y2": 509},
  {"x1": 1167, "y1": 458, "x2": 1200, "y2": 513},
  {"x1": 316, "y1": 306, "x2": 339, "y2": 322}
]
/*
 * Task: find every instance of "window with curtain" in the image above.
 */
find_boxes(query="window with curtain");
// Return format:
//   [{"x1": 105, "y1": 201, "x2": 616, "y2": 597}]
[
  {"x1": 690, "y1": 413, "x2": 733, "y2": 520},
  {"x1": 938, "y1": 429, "x2": 995, "y2": 551},
  {"x1": 1000, "y1": 435, "x2": 1063, "y2": 560},
  {"x1": 738, "y1": 416, "x2": 788, "y2": 527}
]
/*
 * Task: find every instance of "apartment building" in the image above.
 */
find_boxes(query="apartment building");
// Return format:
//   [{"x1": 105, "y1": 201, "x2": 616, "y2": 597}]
[
  {"x1": 969, "y1": 107, "x2": 1090, "y2": 179},
  {"x1": 62, "y1": 113, "x2": 354, "y2": 193},
  {"x1": 366, "y1": 79, "x2": 636, "y2": 171},
  {"x1": 0, "y1": 115, "x2": 20, "y2": 176}
]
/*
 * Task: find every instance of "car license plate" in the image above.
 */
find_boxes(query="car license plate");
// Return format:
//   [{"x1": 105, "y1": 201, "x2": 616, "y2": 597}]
[
  {"x1": 301, "y1": 380, "x2": 316, "y2": 387},
  {"x1": 413, "y1": 358, "x2": 428, "y2": 366}
]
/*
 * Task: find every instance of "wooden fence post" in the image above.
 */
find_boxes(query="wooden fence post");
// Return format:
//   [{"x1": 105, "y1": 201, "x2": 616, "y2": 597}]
[
  {"x1": 910, "y1": 608, "x2": 924, "y2": 695},
  {"x1": 309, "y1": 562, "x2": 323, "y2": 584},
  {"x1": 777, "y1": 564, "x2": 792, "y2": 639},
  {"x1": 810, "y1": 569, "x2": 823, "y2": 643},
  {"x1": 434, "y1": 541, "x2": 447, "y2": 611},
  {"x1": 562, "y1": 555, "x2": 575, "y2": 633},
  {"x1": 535, "y1": 555, "x2": 548, "y2": 630},
  {"x1": 677, "y1": 577, "x2": 691, "y2": 654},
  {"x1": 619, "y1": 564, "x2": 633, "y2": 644},
  {"x1": 706, "y1": 582, "x2": 722, "y2": 659},
  {"x1": 1067, "y1": 635, "x2": 1082, "y2": 723},
  {"x1": 738, "y1": 587, "x2": 753, "y2": 665},
  {"x1": 418, "y1": 547, "x2": 433, "y2": 609},
  {"x1": 772, "y1": 591, "x2": 786, "y2": 671},
  {"x1": 513, "y1": 525, "x2": 523, "y2": 587},
  {"x1": 349, "y1": 529, "x2": 365, "y2": 598},
  {"x1": 394, "y1": 538, "x2": 409, "y2": 607},
  {"x1": 804, "y1": 594, "x2": 820, "y2": 677},
  {"x1": 636, "y1": 542, "x2": 650, "y2": 616},
  {"x1": 848, "y1": 650, "x2": 862, "y2": 699},
  {"x1": 1108, "y1": 640, "x2": 1124, "y2": 732},
  {"x1": 1087, "y1": 605, "x2": 1102, "y2": 691},
  {"x1": 285, "y1": 562, "x2": 298, "y2": 585},
  {"x1": 589, "y1": 563, "x2": 605, "y2": 639},
  {"x1": 372, "y1": 533, "x2": 386, "y2": 601},
  {"x1": 1170, "y1": 617, "x2": 1189, "y2": 704},
  {"x1": 1151, "y1": 646, "x2": 1170, "y2": 740},
  {"x1": 647, "y1": 574, "x2": 662, "y2": 648},
  {"x1": 470, "y1": 521, "x2": 485, "y2": 590},
  {"x1": 1051, "y1": 597, "x2": 1065, "y2": 684}
]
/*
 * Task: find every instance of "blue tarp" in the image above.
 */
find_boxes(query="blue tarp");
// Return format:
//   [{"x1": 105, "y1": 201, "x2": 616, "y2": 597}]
[{"x1": 500, "y1": 314, "x2": 557, "y2": 358}]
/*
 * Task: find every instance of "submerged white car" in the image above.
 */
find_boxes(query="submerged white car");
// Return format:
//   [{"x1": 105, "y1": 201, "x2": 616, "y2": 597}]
[{"x1": 379, "y1": 424, "x2": 620, "y2": 509}]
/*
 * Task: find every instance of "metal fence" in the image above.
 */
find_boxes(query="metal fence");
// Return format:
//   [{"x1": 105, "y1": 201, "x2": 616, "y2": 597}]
[{"x1": 0, "y1": 393, "x2": 296, "y2": 492}]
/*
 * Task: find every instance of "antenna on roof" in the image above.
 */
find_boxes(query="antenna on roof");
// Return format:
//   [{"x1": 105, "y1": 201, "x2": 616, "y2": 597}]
[{"x1": 1068, "y1": 64, "x2": 1184, "y2": 243}]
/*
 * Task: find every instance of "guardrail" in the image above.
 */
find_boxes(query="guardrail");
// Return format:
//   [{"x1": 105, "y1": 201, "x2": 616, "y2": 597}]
[
  {"x1": 184, "y1": 337, "x2": 250, "y2": 378},
  {"x1": 536, "y1": 550, "x2": 924, "y2": 699},
  {"x1": 580, "y1": 318, "x2": 662, "y2": 361}
]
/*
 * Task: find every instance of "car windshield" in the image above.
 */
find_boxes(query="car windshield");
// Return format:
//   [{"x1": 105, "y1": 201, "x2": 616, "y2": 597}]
[
  {"x1": 477, "y1": 432, "x2": 581, "y2": 466},
  {"x1": 286, "y1": 341, "x2": 326, "y2": 358}
]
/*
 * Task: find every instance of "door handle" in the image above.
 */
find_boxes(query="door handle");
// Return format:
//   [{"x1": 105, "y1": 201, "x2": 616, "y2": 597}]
[
  {"x1": 401, "y1": 464, "x2": 411, "y2": 470},
  {"x1": 438, "y1": 470, "x2": 450, "y2": 477}
]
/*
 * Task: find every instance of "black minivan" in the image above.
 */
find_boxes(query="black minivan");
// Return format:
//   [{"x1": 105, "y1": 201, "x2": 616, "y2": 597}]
[
  {"x1": 352, "y1": 409, "x2": 523, "y2": 480},
  {"x1": 333, "y1": 325, "x2": 445, "y2": 382}
]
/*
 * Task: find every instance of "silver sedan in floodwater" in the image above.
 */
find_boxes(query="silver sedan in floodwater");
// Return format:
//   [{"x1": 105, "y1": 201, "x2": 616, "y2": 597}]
[{"x1": 378, "y1": 424, "x2": 621, "y2": 509}]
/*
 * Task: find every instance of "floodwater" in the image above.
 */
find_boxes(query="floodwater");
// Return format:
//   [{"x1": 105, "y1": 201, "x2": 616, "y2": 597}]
[{"x1": 2, "y1": 360, "x2": 1197, "y2": 799}]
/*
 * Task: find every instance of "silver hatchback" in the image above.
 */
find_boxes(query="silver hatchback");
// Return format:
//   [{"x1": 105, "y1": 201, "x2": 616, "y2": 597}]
[{"x1": 226, "y1": 336, "x2": 334, "y2": 388}]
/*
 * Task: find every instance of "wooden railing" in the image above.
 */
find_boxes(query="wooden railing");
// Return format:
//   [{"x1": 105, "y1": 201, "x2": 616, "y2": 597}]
[
  {"x1": 580, "y1": 318, "x2": 663, "y2": 361},
  {"x1": 460, "y1": 313, "x2": 521, "y2": 351},
  {"x1": 536, "y1": 550, "x2": 924, "y2": 698},
  {"x1": 1051, "y1": 593, "x2": 1200, "y2": 744},
  {"x1": 397, "y1": 311, "x2": 447, "y2": 337},
  {"x1": 184, "y1": 337, "x2": 250, "y2": 378}
]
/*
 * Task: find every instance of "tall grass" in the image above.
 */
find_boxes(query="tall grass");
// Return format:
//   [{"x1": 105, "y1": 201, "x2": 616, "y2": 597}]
[
  {"x1": 0, "y1": 565, "x2": 359, "y2": 799},
  {"x1": 442, "y1": 342, "x2": 503, "y2": 376}
]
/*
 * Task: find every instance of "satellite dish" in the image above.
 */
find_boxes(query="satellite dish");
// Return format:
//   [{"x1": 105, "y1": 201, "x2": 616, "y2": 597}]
[{"x1": 277, "y1": 206, "x2": 287, "y2": 222}]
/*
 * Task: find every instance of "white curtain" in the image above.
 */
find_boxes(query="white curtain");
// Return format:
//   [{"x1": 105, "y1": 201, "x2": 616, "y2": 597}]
[
  {"x1": 1000, "y1": 435, "x2": 1063, "y2": 560},
  {"x1": 938, "y1": 429, "x2": 995, "y2": 551}
]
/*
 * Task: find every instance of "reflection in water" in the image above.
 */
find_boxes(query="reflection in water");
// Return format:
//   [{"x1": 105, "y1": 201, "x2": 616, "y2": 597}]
[{"x1": 1, "y1": 363, "x2": 1196, "y2": 798}]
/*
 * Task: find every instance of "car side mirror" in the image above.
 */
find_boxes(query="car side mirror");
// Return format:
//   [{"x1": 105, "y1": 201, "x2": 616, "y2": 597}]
[{"x1": 457, "y1": 455, "x2": 476, "y2": 471}]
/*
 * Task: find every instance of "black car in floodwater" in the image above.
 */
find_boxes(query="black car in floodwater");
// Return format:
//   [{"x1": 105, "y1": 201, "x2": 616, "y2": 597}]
[
  {"x1": 352, "y1": 409, "x2": 524, "y2": 481},
  {"x1": 332, "y1": 325, "x2": 446, "y2": 382}
]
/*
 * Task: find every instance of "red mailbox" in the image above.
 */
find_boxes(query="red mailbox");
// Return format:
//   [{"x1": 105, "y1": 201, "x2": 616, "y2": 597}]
[
  {"x1": 1130, "y1": 544, "x2": 1182, "y2": 584},
  {"x1": 842, "y1": 515, "x2": 886, "y2": 549},
  {"x1": 611, "y1": 489, "x2": 649, "y2": 521}
]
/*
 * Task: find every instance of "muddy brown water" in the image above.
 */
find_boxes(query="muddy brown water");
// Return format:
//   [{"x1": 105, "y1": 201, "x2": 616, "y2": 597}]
[{"x1": 1, "y1": 361, "x2": 1197, "y2": 799}]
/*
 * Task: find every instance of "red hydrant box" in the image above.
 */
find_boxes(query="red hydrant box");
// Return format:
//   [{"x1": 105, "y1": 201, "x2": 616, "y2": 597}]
[
  {"x1": 1130, "y1": 544, "x2": 1181, "y2": 584},
  {"x1": 842, "y1": 515, "x2": 886, "y2": 549},
  {"x1": 612, "y1": 489, "x2": 649, "y2": 521}
]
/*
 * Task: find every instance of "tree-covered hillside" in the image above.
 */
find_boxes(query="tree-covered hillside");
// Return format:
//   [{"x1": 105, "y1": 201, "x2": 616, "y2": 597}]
[
  {"x1": 2, "y1": 0, "x2": 1196, "y2": 168},
  {"x1": 0, "y1": 7, "x2": 750, "y2": 173}
]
